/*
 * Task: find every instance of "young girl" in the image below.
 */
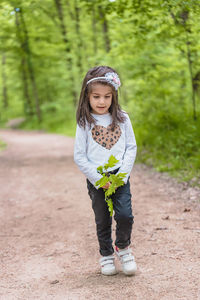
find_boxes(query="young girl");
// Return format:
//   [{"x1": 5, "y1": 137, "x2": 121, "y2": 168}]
[{"x1": 74, "y1": 66, "x2": 137, "y2": 276}]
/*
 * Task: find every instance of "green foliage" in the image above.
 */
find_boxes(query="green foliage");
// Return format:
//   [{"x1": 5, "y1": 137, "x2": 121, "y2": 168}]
[
  {"x1": 95, "y1": 155, "x2": 127, "y2": 216},
  {"x1": 16, "y1": 112, "x2": 76, "y2": 137},
  {"x1": 0, "y1": 0, "x2": 200, "y2": 185},
  {"x1": 136, "y1": 111, "x2": 200, "y2": 185},
  {"x1": 103, "y1": 155, "x2": 119, "y2": 170},
  {"x1": 0, "y1": 140, "x2": 6, "y2": 151}
]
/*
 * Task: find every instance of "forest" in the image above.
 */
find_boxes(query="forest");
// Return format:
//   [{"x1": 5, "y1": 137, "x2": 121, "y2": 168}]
[{"x1": 0, "y1": 0, "x2": 200, "y2": 185}]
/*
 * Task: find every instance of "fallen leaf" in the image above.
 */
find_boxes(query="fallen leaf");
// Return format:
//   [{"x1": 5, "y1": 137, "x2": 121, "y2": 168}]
[
  {"x1": 155, "y1": 227, "x2": 168, "y2": 230},
  {"x1": 162, "y1": 216, "x2": 169, "y2": 220},
  {"x1": 50, "y1": 280, "x2": 59, "y2": 285},
  {"x1": 183, "y1": 208, "x2": 191, "y2": 212}
]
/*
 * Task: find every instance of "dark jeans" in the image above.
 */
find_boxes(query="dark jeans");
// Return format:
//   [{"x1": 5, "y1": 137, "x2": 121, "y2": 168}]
[{"x1": 86, "y1": 170, "x2": 134, "y2": 256}]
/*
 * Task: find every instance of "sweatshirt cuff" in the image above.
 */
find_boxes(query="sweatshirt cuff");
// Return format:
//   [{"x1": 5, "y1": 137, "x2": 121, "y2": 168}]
[{"x1": 88, "y1": 174, "x2": 102, "y2": 189}]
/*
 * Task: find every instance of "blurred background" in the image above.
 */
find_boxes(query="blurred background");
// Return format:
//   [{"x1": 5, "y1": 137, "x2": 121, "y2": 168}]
[{"x1": 0, "y1": 0, "x2": 199, "y2": 185}]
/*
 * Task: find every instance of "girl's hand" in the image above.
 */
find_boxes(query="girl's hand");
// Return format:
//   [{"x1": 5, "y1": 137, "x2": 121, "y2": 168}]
[{"x1": 102, "y1": 182, "x2": 111, "y2": 189}]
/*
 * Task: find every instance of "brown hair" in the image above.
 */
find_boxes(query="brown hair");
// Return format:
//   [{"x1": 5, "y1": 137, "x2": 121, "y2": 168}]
[{"x1": 76, "y1": 66, "x2": 126, "y2": 129}]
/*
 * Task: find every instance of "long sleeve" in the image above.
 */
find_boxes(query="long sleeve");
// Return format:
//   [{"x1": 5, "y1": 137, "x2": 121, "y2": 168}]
[
  {"x1": 116, "y1": 115, "x2": 137, "y2": 183},
  {"x1": 74, "y1": 124, "x2": 102, "y2": 188}
]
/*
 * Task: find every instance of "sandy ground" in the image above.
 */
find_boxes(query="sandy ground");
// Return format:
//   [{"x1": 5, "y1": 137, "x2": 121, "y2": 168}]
[{"x1": 0, "y1": 129, "x2": 200, "y2": 300}]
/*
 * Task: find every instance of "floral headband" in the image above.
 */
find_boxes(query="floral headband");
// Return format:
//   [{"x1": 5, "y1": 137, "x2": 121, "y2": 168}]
[{"x1": 86, "y1": 72, "x2": 121, "y2": 91}]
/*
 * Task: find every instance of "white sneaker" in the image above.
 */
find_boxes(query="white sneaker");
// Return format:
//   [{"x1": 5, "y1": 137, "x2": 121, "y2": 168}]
[
  {"x1": 99, "y1": 255, "x2": 117, "y2": 276},
  {"x1": 115, "y1": 247, "x2": 137, "y2": 275}
]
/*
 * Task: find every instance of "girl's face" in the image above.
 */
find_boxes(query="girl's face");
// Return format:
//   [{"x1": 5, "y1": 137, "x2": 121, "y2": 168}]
[{"x1": 89, "y1": 83, "x2": 113, "y2": 115}]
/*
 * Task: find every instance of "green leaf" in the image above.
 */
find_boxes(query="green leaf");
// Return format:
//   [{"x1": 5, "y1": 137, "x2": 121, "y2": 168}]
[
  {"x1": 116, "y1": 172, "x2": 127, "y2": 179},
  {"x1": 109, "y1": 173, "x2": 127, "y2": 188},
  {"x1": 95, "y1": 174, "x2": 110, "y2": 188},
  {"x1": 97, "y1": 165, "x2": 104, "y2": 175},
  {"x1": 106, "y1": 198, "x2": 113, "y2": 216},
  {"x1": 95, "y1": 156, "x2": 128, "y2": 216},
  {"x1": 104, "y1": 155, "x2": 119, "y2": 170},
  {"x1": 105, "y1": 183, "x2": 116, "y2": 197}
]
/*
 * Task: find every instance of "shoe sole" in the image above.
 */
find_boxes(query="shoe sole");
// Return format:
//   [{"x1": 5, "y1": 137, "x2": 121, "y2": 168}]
[
  {"x1": 122, "y1": 265, "x2": 137, "y2": 276},
  {"x1": 101, "y1": 269, "x2": 118, "y2": 276}
]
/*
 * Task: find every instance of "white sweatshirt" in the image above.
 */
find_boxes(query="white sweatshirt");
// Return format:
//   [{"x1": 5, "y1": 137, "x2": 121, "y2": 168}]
[{"x1": 74, "y1": 112, "x2": 137, "y2": 189}]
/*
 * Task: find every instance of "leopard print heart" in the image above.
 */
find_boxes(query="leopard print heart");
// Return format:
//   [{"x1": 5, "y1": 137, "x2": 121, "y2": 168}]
[{"x1": 91, "y1": 124, "x2": 122, "y2": 150}]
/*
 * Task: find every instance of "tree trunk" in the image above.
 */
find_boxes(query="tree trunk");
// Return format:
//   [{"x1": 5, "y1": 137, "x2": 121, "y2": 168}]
[
  {"x1": 54, "y1": 0, "x2": 79, "y2": 106},
  {"x1": 44, "y1": 80, "x2": 53, "y2": 103},
  {"x1": 1, "y1": 54, "x2": 8, "y2": 108},
  {"x1": 74, "y1": 0, "x2": 83, "y2": 74},
  {"x1": 15, "y1": 9, "x2": 29, "y2": 114},
  {"x1": 169, "y1": 8, "x2": 197, "y2": 120},
  {"x1": 98, "y1": 6, "x2": 110, "y2": 53},
  {"x1": 16, "y1": 7, "x2": 42, "y2": 122},
  {"x1": 54, "y1": 0, "x2": 71, "y2": 63},
  {"x1": 185, "y1": 32, "x2": 196, "y2": 120},
  {"x1": 92, "y1": 5, "x2": 98, "y2": 55},
  {"x1": 21, "y1": 57, "x2": 33, "y2": 116},
  {"x1": 15, "y1": 10, "x2": 33, "y2": 116}
]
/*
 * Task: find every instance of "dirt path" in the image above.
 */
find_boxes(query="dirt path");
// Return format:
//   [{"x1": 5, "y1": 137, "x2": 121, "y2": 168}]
[{"x1": 0, "y1": 129, "x2": 199, "y2": 300}]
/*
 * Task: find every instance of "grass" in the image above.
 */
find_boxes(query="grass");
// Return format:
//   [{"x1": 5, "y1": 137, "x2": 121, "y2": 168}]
[
  {"x1": 18, "y1": 113, "x2": 77, "y2": 137},
  {"x1": 0, "y1": 140, "x2": 6, "y2": 151},
  {"x1": 137, "y1": 148, "x2": 200, "y2": 187},
  {"x1": 135, "y1": 115, "x2": 200, "y2": 188}
]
